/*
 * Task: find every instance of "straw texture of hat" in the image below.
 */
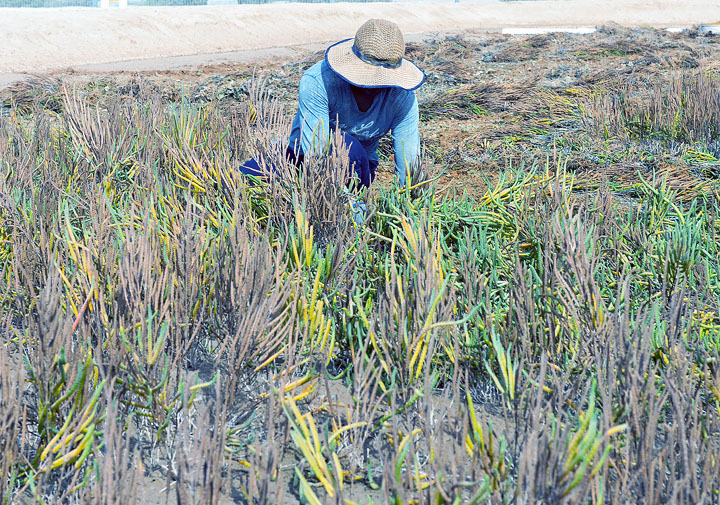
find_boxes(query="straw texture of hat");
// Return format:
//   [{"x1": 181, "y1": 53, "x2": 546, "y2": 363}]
[{"x1": 325, "y1": 19, "x2": 425, "y2": 91}]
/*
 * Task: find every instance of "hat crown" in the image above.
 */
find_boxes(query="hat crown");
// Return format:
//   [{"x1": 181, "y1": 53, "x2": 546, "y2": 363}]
[{"x1": 354, "y1": 19, "x2": 405, "y2": 64}]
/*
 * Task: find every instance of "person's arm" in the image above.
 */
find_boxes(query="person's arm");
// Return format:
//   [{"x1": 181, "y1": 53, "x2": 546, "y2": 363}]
[
  {"x1": 296, "y1": 73, "x2": 330, "y2": 156},
  {"x1": 390, "y1": 93, "x2": 420, "y2": 188}
]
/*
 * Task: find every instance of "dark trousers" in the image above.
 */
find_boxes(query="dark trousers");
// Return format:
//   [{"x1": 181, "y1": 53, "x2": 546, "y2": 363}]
[{"x1": 238, "y1": 133, "x2": 377, "y2": 189}]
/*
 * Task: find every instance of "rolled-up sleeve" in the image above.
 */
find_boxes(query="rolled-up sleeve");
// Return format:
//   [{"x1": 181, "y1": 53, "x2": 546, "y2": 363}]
[
  {"x1": 296, "y1": 73, "x2": 330, "y2": 156},
  {"x1": 391, "y1": 94, "x2": 420, "y2": 188}
]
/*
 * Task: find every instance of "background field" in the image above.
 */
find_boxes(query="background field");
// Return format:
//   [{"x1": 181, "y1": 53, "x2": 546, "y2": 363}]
[
  {"x1": 1, "y1": 0, "x2": 718, "y2": 76},
  {"x1": 1, "y1": 21, "x2": 720, "y2": 505}
]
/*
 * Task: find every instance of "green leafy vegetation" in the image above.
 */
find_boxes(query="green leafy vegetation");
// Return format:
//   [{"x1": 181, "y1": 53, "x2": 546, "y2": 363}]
[{"x1": 1, "y1": 27, "x2": 720, "y2": 505}]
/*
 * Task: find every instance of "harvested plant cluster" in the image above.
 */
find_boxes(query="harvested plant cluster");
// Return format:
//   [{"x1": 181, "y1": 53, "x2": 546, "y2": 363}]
[{"x1": 1, "y1": 26, "x2": 720, "y2": 505}]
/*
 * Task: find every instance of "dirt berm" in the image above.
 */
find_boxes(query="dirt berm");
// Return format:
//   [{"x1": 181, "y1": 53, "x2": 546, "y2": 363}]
[{"x1": 1, "y1": 0, "x2": 719, "y2": 76}]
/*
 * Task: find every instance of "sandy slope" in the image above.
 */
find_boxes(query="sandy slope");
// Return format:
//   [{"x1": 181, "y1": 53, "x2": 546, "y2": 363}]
[{"x1": 1, "y1": 0, "x2": 719, "y2": 75}]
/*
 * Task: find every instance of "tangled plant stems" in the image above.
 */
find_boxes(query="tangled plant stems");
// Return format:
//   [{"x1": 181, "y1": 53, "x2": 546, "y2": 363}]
[{"x1": 0, "y1": 75, "x2": 719, "y2": 505}]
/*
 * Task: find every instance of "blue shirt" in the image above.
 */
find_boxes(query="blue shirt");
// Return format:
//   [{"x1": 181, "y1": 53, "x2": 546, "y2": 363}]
[{"x1": 288, "y1": 60, "x2": 420, "y2": 187}]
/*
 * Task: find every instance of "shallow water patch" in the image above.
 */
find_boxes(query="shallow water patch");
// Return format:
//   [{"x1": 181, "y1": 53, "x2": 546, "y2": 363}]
[{"x1": 501, "y1": 26, "x2": 597, "y2": 35}]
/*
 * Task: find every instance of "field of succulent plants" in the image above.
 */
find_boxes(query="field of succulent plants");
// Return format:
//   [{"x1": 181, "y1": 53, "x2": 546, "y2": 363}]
[{"x1": 1, "y1": 25, "x2": 720, "y2": 505}]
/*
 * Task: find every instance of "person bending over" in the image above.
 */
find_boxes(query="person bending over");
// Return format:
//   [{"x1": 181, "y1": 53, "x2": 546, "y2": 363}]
[{"x1": 240, "y1": 18, "x2": 426, "y2": 189}]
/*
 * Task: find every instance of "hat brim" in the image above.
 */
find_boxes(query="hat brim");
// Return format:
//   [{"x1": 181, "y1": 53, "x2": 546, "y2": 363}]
[{"x1": 325, "y1": 39, "x2": 425, "y2": 91}]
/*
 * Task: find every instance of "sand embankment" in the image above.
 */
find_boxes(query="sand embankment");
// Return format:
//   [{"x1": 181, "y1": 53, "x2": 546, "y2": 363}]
[{"x1": 1, "y1": 1, "x2": 719, "y2": 76}]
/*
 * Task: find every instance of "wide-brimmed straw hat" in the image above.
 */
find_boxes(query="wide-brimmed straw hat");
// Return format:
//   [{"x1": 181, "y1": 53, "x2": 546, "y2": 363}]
[{"x1": 325, "y1": 19, "x2": 425, "y2": 91}]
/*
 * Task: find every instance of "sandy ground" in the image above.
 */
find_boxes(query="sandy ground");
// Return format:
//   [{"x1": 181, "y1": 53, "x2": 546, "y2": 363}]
[{"x1": 1, "y1": 0, "x2": 719, "y2": 86}]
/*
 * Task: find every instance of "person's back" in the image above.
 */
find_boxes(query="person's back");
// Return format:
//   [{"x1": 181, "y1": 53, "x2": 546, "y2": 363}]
[
  {"x1": 240, "y1": 18, "x2": 425, "y2": 190},
  {"x1": 288, "y1": 59, "x2": 420, "y2": 187}
]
